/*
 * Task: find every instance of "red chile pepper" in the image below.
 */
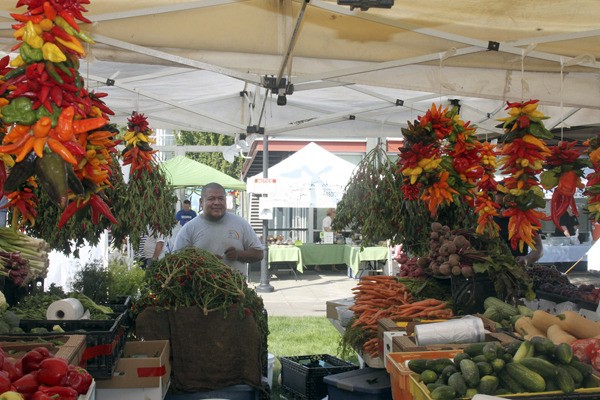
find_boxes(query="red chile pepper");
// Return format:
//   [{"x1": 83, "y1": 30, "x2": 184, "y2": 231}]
[
  {"x1": 63, "y1": 365, "x2": 93, "y2": 394},
  {"x1": 89, "y1": 194, "x2": 118, "y2": 225},
  {"x1": 0, "y1": 55, "x2": 9, "y2": 70},
  {"x1": 57, "y1": 199, "x2": 87, "y2": 229}
]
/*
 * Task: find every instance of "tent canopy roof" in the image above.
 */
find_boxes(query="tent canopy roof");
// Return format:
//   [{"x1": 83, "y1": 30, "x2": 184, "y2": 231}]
[
  {"x1": 161, "y1": 156, "x2": 246, "y2": 190},
  {"x1": 1, "y1": 1, "x2": 599, "y2": 140}
]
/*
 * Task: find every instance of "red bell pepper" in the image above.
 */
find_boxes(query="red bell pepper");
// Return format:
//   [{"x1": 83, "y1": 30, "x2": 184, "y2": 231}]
[
  {"x1": 21, "y1": 350, "x2": 45, "y2": 374},
  {"x1": 12, "y1": 372, "x2": 39, "y2": 397},
  {"x1": 36, "y1": 357, "x2": 68, "y2": 387},
  {"x1": 0, "y1": 370, "x2": 12, "y2": 393},
  {"x1": 3, "y1": 357, "x2": 23, "y2": 382},
  {"x1": 33, "y1": 385, "x2": 78, "y2": 400},
  {"x1": 63, "y1": 365, "x2": 92, "y2": 394},
  {"x1": 31, "y1": 348, "x2": 51, "y2": 359}
]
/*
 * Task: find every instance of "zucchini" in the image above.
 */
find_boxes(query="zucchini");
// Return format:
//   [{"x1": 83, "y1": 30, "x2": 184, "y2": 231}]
[
  {"x1": 426, "y1": 358, "x2": 454, "y2": 374},
  {"x1": 505, "y1": 362, "x2": 546, "y2": 392},
  {"x1": 430, "y1": 385, "x2": 456, "y2": 400},
  {"x1": 483, "y1": 296, "x2": 519, "y2": 316},
  {"x1": 447, "y1": 372, "x2": 467, "y2": 396},
  {"x1": 478, "y1": 375, "x2": 499, "y2": 395},
  {"x1": 408, "y1": 359, "x2": 429, "y2": 373},
  {"x1": 555, "y1": 365, "x2": 575, "y2": 393},
  {"x1": 498, "y1": 369, "x2": 524, "y2": 393},
  {"x1": 519, "y1": 357, "x2": 558, "y2": 380},
  {"x1": 459, "y1": 359, "x2": 480, "y2": 388},
  {"x1": 513, "y1": 340, "x2": 534, "y2": 363},
  {"x1": 554, "y1": 342, "x2": 574, "y2": 364}
]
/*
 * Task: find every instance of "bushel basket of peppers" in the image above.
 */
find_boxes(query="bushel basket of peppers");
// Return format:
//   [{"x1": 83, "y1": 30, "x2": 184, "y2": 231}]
[{"x1": 0, "y1": 345, "x2": 93, "y2": 400}]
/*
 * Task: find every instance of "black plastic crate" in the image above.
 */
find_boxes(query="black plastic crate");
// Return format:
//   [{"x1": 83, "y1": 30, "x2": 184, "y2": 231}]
[
  {"x1": 451, "y1": 273, "x2": 496, "y2": 315},
  {"x1": 106, "y1": 296, "x2": 132, "y2": 313},
  {"x1": 14, "y1": 313, "x2": 126, "y2": 379},
  {"x1": 280, "y1": 354, "x2": 358, "y2": 400}
]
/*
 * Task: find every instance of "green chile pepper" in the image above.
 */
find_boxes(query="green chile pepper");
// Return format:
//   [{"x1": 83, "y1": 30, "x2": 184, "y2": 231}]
[
  {"x1": 19, "y1": 42, "x2": 43, "y2": 63},
  {"x1": 1, "y1": 96, "x2": 37, "y2": 125}
]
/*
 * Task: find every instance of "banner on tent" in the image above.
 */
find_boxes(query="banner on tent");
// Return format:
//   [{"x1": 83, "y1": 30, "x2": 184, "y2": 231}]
[{"x1": 261, "y1": 178, "x2": 344, "y2": 208}]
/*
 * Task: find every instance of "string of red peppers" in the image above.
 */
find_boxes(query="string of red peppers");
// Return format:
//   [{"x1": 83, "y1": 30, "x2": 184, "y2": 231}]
[
  {"x1": 475, "y1": 141, "x2": 500, "y2": 237},
  {"x1": 496, "y1": 100, "x2": 552, "y2": 253},
  {"x1": 540, "y1": 141, "x2": 589, "y2": 231},
  {"x1": 0, "y1": 0, "x2": 119, "y2": 229},
  {"x1": 121, "y1": 111, "x2": 158, "y2": 178},
  {"x1": 583, "y1": 135, "x2": 600, "y2": 222}
]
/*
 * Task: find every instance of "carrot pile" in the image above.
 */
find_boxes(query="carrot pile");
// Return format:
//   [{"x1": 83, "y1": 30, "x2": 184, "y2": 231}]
[{"x1": 347, "y1": 275, "x2": 453, "y2": 357}]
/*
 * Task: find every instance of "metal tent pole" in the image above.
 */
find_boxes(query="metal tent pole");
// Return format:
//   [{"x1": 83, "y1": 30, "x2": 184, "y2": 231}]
[{"x1": 256, "y1": 133, "x2": 274, "y2": 293}]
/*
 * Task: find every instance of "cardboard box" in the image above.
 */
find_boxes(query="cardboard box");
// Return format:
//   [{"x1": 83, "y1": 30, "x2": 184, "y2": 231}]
[
  {"x1": 95, "y1": 340, "x2": 170, "y2": 400},
  {"x1": 383, "y1": 331, "x2": 406, "y2": 362},
  {"x1": 79, "y1": 379, "x2": 96, "y2": 400},
  {"x1": 326, "y1": 297, "x2": 354, "y2": 320}
]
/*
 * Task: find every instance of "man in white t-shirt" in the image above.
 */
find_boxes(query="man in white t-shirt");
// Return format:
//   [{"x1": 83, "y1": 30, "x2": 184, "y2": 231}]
[
  {"x1": 143, "y1": 227, "x2": 165, "y2": 268},
  {"x1": 174, "y1": 183, "x2": 263, "y2": 276}
]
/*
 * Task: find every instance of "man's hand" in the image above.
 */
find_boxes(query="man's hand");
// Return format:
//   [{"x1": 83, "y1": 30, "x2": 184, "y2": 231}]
[{"x1": 223, "y1": 246, "x2": 238, "y2": 261}]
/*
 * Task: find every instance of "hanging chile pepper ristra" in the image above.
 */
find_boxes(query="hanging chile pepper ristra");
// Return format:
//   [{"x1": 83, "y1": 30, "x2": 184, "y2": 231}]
[
  {"x1": 496, "y1": 100, "x2": 552, "y2": 253},
  {"x1": 583, "y1": 134, "x2": 600, "y2": 222},
  {"x1": 0, "y1": 0, "x2": 119, "y2": 230}
]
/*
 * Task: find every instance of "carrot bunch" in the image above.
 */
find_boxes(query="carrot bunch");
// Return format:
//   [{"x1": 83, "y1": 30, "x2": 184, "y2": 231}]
[{"x1": 348, "y1": 275, "x2": 453, "y2": 358}]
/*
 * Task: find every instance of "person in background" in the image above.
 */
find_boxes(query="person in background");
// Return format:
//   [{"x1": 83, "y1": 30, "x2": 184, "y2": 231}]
[
  {"x1": 554, "y1": 205, "x2": 579, "y2": 243},
  {"x1": 494, "y1": 190, "x2": 543, "y2": 267},
  {"x1": 174, "y1": 182, "x2": 263, "y2": 276},
  {"x1": 317, "y1": 208, "x2": 341, "y2": 272},
  {"x1": 143, "y1": 227, "x2": 166, "y2": 268},
  {"x1": 176, "y1": 199, "x2": 197, "y2": 226},
  {"x1": 322, "y1": 208, "x2": 336, "y2": 232}
]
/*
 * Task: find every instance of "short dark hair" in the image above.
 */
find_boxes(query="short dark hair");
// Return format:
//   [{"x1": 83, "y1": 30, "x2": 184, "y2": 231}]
[
  {"x1": 201, "y1": 182, "x2": 225, "y2": 199},
  {"x1": 183, "y1": 199, "x2": 191, "y2": 205}
]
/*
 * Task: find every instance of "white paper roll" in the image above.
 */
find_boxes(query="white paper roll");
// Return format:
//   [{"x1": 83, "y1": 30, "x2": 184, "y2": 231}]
[
  {"x1": 46, "y1": 298, "x2": 85, "y2": 320},
  {"x1": 414, "y1": 315, "x2": 485, "y2": 346}
]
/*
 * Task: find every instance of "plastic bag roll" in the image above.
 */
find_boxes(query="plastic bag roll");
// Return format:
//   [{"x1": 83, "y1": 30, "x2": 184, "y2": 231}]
[
  {"x1": 414, "y1": 315, "x2": 485, "y2": 346},
  {"x1": 46, "y1": 298, "x2": 85, "y2": 320}
]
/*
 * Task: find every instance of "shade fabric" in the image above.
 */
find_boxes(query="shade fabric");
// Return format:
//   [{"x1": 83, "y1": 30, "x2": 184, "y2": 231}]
[{"x1": 160, "y1": 156, "x2": 246, "y2": 190}]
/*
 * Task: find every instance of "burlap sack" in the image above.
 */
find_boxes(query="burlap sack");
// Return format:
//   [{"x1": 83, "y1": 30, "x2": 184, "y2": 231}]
[
  {"x1": 167, "y1": 306, "x2": 263, "y2": 392},
  {"x1": 134, "y1": 307, "x2": 171, "y2": 340}
]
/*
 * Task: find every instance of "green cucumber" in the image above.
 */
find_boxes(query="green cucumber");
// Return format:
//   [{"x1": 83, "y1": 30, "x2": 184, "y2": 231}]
[
  {"x1": 447, "y1": 372, "x2": 467, "y2": 396},
  {"x1": 491, "y1": 358, "x2": 505, "y2": 373},
  {"x1": 478, "y1": 375, "x2": 499, "y2": 395},
  {"x1": 472, "y1": 354, "x2": 488, "y2": 363},
  {"x1": 583, "y1": 374, "x2": 600, "y2": 388},
  {"x1": 554, "y1": 342, "x2": 574, "y2": 365},
  {"x1": 426, "y1": 358, "x2": 454, "y2": 374},
  {"x1": 430, "y1": 385, "x2": 456, "y2": 400},
  {"x1": 555, "y1": 365, "x2": 575, "y2": 393},
  {"x1": 513, "y1": 340, "x2": 534, "y2": 363},
  {"x1": 427, "y1": 382, "x2": 445, "y2": 392},
  {"x1": 519, "y1": 357, "x2": 558, "y2": 380},
  {"x1": 505, "y1": 341, "x2": 522, "y2": 356},
  {"x1": 408, "y1": 359, "x2": 429, "y2": 373},
  {"x1": 420, "y1": 369, "x2": 438, "y2": 384},
  {"x1": 570, "y1": 360, "x2": 593, "y2": 378},
  {"x1": 506, "y1": 362, "x2": 546, "y2": 392},
  {"x1": 440, "y1": 365, "x2": 457, "y2": 382},
  {"x1": 483, "y1": 296, "x2": 519, "y2": 316},
  {"x1": 463, "y1": 342, "x2": 487, "y2": 358},
  {"x1": 452, "y1": 352, "x2": 471, "y2": 368},
  {"x1": 476, "y1": 361, "x2": 493, "y2": 376},
  {"x1": 459, "y1": 359, "x2": 480, "y2": 388},
  {"x1": 482, "y1": 342, "x2": 499, "y2": 361},
  {"x1": 530, "y1": 336, "x2": 556, "y2": 356},
  {"x1": 498, "y1": 369, "x2": 524, "y2": 393},
  {"x1": 563, "y1": 364, "x2": 583, "y2": 387}
]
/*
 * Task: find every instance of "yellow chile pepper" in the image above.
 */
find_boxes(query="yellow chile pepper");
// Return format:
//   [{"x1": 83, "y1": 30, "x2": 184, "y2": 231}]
[
  {"x1": 23, "y1": 21, "x2": 43, "y2": 49},
  {"x1": 40, "y1": 18, "x2": 54, "y2": 32},
  {"x1": 55, "y1": 36, "x2": 85, "y2": 55},
  {"x1": 42, "y1": 42, "x2": 66, "y2": 63},
  {"x1": 9, "y1": 55, "x2": 25, "y2": 67},
  {"x1": 13, "y1": 26, "x2": 25, "y2": 39}
]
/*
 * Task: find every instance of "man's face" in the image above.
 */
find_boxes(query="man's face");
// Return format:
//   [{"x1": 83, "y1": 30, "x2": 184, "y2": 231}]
[
  {"x1": 183, "y1": 202, "x2": 190, "y2": 211},
  {"x1": 202, "y1": 188, "x2": 227, "y2": 220}
]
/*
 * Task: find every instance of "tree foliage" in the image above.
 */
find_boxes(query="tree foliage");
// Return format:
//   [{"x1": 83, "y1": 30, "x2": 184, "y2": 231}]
[{"x1": 175, "y1": 131, "x2": 243, "y2": 178}]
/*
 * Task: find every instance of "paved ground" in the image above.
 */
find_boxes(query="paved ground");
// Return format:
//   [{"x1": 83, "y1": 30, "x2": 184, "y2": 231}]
[{"x1": 248, "y1": 268, "x2": 357, "y2": 317}]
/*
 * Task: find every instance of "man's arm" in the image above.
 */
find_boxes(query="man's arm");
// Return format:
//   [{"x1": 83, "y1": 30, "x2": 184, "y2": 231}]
[
  {"x1": 223, "y1": 247, "x2": 264, "y2": 263},
  {"x1": 152, "y1": 240, "x2": 165, "y2": 261},
  {"x1": 526, "y1": 234, "x2": 543, "y2": 265}
]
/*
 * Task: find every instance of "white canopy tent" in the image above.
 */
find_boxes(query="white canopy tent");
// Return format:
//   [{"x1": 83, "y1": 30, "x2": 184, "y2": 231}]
[
  {"x1": 0, "y1": 0, "x2": 599, "y2": 142},
  {"x1": 247, "y1": 142, "x2": 356, "y2": 208}
]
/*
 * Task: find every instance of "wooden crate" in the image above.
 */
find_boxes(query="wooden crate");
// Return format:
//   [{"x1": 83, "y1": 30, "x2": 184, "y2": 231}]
[
  {"x1": 0, "y1": 335, "x2": 87, "y2": 365},
  {"x1": 392, "y1": 331, "x2": 519, "y2": 352}
]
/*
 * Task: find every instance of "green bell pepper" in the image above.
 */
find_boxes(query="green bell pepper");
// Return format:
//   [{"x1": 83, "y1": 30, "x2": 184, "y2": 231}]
[
  {"x1": 36, "y1": 102, "x2": 61, "y2": 127},
  {"x1": 1, "y1": 96, "x2": 37, "y2": 125},
  {"x1": 19, "y1": 42, "x2": 43, "y2": 64}
]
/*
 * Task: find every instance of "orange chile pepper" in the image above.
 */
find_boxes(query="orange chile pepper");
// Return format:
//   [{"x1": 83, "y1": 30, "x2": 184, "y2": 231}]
[
  {"x1": 0, "y1": 133, "x2": 31, "y2": 155},
  {"x1": 15, "y1": 136, "x2": 35, "y2": 162},
  {"x1": 43, "y1": 1, "x2": 57, "y2": 20},
  {"x1": 33, "y1": 137, "x2": 47, "y2": 157},
  {"x1": 47, "y1": 138, "x2": 77, "y2": 165},
  {"x1": 55, "y1": 106, "x2": 74, "y2": 141},
  {"x1": 72, "y1": 117, "x2": 106, "y2": 134},
  {"x1": 3, "y1": 124, "x2": 31, "y2": 143},
  {"x1": 33, "y1": 116, "x2": 52, "y2": 138}
]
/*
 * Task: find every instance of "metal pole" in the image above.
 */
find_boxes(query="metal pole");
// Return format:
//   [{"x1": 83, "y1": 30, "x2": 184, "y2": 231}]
[{"x1": 256, "y1": 133, "x2": 274, "y2": 292}]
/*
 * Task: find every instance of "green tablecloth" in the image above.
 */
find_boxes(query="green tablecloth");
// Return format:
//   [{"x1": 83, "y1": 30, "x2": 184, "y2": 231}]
[
  {"x1": 344, "y1": 245, "x2": 389, "y2": 275},
  {"x1": 268, "y1": 245, "x2": 304, "y2": 272}
]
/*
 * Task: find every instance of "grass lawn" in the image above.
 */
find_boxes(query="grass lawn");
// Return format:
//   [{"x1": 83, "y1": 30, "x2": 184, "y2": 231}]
[{"x1": 267, "y1": 316, "x2": 359, "y2": 399}]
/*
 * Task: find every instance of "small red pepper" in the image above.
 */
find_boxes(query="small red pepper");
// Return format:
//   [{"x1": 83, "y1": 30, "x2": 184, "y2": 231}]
[{"x1": 37, "y1": 357, "x2": 68, "y2": 387}]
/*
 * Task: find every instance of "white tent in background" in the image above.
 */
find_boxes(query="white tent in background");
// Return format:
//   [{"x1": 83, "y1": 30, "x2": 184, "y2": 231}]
[{"x1": 247, "y1": 142, "x2": 356, "y2": 208}]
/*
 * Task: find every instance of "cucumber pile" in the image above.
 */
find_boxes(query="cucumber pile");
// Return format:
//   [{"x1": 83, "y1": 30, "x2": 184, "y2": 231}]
[{"x1": 407, "y1": 338, "x2": 599, "y2": 400}]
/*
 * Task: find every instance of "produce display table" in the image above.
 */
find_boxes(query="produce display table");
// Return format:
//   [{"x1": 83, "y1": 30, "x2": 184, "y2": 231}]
[
  {"x1": 344, "y1": 245, "x2": 389, "y2": 276},
  {"x1": 299, "y1": 244, "x2": 347, "y2": 269},
  {"x1": 538, "y1": 243, "x2": 591, "y2": 271},
  {"x1": 268, "y1": 245, "x2": 304, "y2": 273}
]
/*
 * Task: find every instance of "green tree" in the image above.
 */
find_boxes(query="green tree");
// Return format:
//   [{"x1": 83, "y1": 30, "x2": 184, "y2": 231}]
[{"x1": 175, "y1": 131, "x2": 244, "y2": 178}]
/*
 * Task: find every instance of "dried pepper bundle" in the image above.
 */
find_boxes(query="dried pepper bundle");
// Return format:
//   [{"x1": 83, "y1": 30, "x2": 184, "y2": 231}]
[
  {"x1": 584, "y1": 135, "x2": 600, "y2": 222},
  {"x1": 475, "y1": 141, "x2": 500, "y2": 237}
]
